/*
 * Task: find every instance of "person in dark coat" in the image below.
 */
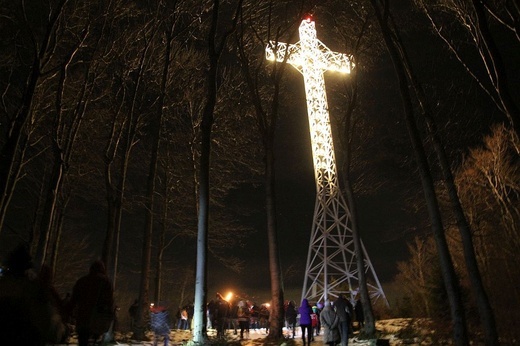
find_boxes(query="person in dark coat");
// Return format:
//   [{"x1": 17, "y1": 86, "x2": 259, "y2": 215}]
[
  {"x1": 333, "y1": 294, "x2": 351, "y2": 346},
  {"x1": 0, "y1": 244, "x2": 66, "y2": 346},
  {"x1": 298, "y1": 298, "x2": 313, "y2": 345},
  {"x1": 129, "y1": 298, "x2": 138, "y2": 330},
  {"x1": 214, "y1": 293, "x2": 230, "y2": 338},
  {"x1": 354, "y1": 299, "x2": 364, "y2": 329},
  {"x1": 320, "y1": 300, "x2": 340, "y2": 346},
  {"x1": 68, "y1": 260, "x2": 114, "y2": 346},
  {"x1": 285, "y1": 300, "x2": 298, "y2": 338}
]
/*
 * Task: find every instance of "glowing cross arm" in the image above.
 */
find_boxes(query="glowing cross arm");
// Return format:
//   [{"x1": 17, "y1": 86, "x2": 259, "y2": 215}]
[
  {"x1": 266, "y1": 41, "x2": 304, "y2": 70},
  {"x1": 266, "y1": 40, "x2": 354, "y2": 74},
  {"x1": 317, "y1": 40, "x2": 354, "y2": 74}
]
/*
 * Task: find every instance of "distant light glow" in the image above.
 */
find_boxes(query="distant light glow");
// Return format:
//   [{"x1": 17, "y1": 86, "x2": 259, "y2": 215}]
[{"x1": 225, "y1": 292, "x2": 233, "y2": 301}]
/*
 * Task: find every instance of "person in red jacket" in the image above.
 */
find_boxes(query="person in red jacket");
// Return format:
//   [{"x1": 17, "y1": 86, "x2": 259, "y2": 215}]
[{"x1": 68, "y1": 260, "x2": 114, "y2": 346}]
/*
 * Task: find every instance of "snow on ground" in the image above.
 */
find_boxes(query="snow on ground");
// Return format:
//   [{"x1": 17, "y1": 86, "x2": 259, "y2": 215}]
[{"x1": 49, "y1": 318, "x2": 435, "y2": 346}]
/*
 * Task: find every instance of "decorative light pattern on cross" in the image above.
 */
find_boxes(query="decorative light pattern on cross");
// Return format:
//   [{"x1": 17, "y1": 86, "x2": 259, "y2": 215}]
[
  {"x1": 266, "y1": 17, "x2": 387, "y2": 306},
  {"x1": 266, "y1": 18, "x2": 354, "y2": 75}
]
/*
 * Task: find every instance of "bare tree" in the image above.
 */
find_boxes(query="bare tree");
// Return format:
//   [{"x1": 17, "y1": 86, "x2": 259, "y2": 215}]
[
  {"x1": 395, "y1": 236, "x2": 436, "y2": 317},
  {"x1": 99, "y1": 3, "x2": 158, "y2": 286},
  {"x1": 414, "y1": 0, "x2": 520, "y2": 137},
  {"x1": 233, "y1": 0, "x2": 307, "y2": 338},
  {"x1": 366, "y1": 1, "x2": 501, "y2": 343},
  {"x1": 370, "y1": 1, "x2": 469, "y2": 344},
  {"x1": 453, "y1": 125, "x2": 520, "y2": 341},
  {"x1": 36, "y1": 5, "x2": 104, "y2": 268},
  {"x1": 0, "y1": 0, "x2": 70, "y2": 237},
  {"x1": 192, "y1": 0, "x2": 243, "y2": 342}
]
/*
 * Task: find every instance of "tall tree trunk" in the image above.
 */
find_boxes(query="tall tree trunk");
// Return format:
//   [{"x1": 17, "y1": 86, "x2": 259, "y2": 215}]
[
  {"x1": 30, "y1": 168, "x2": 48, "y2": 257},
  {"x1": 400, "y1": 38, "x2": 500, "y2": 346},
  {"x1": 370, "y1": 1, "x2": 469, "y2": 344},
  {"x1": 192, "y1": 0, "x2": 243, "y2": 342},
  {"x1": 337, "y1": 53, "x2": 377, "y2": 337},
  {"x1": 36, "y1": 36, "x2": 87, "y2": 266},
  {"x1": 192, "y1": 29, "x2": 216, "y2": 346},
  {"x1": 102, "y1": 26, "x2": 153, "y2": 281},
  {"x1": 36, "y1": 60, "x2": 69, "y2": 265},
  {"x1": 50, "y1": 205, "x2": 66, "y2": 278},
  {"x1": 264, "y1": 141, "x2": 284, "y2": 339},
  {"x1": 0, "y1": 133, "x2": 29, "y2": 237},
  {"x1": 234, "y1": 9, "x2": 295, "y2": 338},
  {"x1": 126, "y1": 38, "x2": 158, "y2": 342},
  {"x1": 133, "y1": 125, "x2": 160, "y2": 340},
  {"x1": 341, "y1": 141, "x2": 376, "y2": 336},
  {"x1": 133, "y1": 19, "x2": 171, "y2": 339},
  {"x1": 343, "y1": 181, "x2": 375, "y2": 336},
  {"x1": 152, "y1": 19, "x2": 175, "y2": 306},
  {"x1": 192, "y1": 88, "x2": 213, "y2": 344},
  {"x1": 386, "y1": 4, "x2": 500, "y2": 344},
  {"x1": 36, "y1": 154, "x2": 64, "y2": 266},
  {"x1": 154, "y1": 222, "x2": 165, "y2": 304}
]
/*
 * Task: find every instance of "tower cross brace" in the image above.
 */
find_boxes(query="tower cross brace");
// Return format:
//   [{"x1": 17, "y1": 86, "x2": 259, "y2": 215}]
[{"x1": 266, "y1": 17, "x2": 387, "y2": 304}]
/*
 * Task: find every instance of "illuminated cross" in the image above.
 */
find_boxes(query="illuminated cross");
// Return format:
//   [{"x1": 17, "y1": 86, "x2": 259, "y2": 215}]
[{"x1": 266, "y1": 16, "x2": 386, "y2": 304}]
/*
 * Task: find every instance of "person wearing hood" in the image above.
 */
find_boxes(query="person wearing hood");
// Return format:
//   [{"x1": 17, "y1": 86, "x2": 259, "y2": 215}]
[
  {"x1": 285, "y1": 300, "x2": 298, "y2": 338},
  {"x1": 68, "y1": 260, "x2": 114, "y2": 346},
  {"x1": 298, "y1": 298, "x2": 313, "y2": 345},
  {"x1": 320, "y1": 300, "x2": 340, "y2": 346},
  {"x1": 150, "y1": 302, "x2": 171, "y2": 346},
  {"x1": 333, "y1": 294, "x2": 351, "y2": 346}
]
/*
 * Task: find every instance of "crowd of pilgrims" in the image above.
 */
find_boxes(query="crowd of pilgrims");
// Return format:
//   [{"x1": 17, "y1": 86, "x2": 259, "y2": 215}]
[
  {"x1": 171, "y1": 292, "x2": 364, "y2": 345},
  {"x1": 0, "y1": 243, "x2": 365, "y2": 346}
]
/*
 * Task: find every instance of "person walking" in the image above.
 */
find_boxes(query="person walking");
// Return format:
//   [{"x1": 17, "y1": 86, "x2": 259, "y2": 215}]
[
  {"x1": 320, "y1": 301, "x2": 340, "y2": 346},
  {"x1": 333, "y1": 294, "x2": 351, "y2": 346},
  {"x1": 298, "y1": 298, "x2": 313, "y2": 345},
  {"x1": 285, "y1": 300, "x2": 298, "y2": 338},
  {"x1": 150, "y1": 303, "x2": 171, "y2": 346},
  {"x1": 214, "y1": 293, "x2": 230, "y2": 338},
  {"x1": 129, "y1": 299, "x2": 138, "y2": 330},
  {"x1": 179, "y1": 306, "x2": 189, "y2": 330},
  {"x1": 311, "y1": 304, "x2": 320, "y2": 339},
  {"x1": 237, "y1": 301, "x2": 250, "y2": 339},
  {"x1": 354, "y1": 299, "x2": 364, "y2": 330},
  {"x1": 68, "y1": 260, "x2": 114, "y2": 346}
]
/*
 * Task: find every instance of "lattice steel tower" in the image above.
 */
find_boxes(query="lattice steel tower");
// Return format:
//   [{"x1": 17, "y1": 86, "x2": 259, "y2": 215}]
[{"x1": 266, "y1": 17, "x2": 387, "y2": 304}]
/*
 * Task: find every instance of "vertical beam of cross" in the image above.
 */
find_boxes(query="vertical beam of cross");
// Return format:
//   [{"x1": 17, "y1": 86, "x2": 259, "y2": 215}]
[{"x1": 266, "y1": 17, "x2": 387, "y2": 304}]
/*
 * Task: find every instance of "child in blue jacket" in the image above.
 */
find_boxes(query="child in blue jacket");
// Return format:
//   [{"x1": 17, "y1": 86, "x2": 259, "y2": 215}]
[{"x1": 150, "y1": 303, "x2": 171, "y2": 346}]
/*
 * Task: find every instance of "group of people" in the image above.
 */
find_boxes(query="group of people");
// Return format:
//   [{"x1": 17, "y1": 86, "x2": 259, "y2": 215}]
[
  {"x1": 206, "y1": 293, "x2": 271, "y2": 339},
  {"x1": 0, "y1": 244, "x2": 115, "y2": 346},
  {"x1": 290, "y1": 294, "x2": 365, "y2": 346},
  {"x1": 1, "y1": 244, "x2": 366, "y2": 346}
]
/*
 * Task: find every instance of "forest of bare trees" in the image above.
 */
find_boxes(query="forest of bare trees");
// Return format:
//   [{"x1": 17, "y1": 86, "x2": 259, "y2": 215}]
[{"x1": 1, "y1": 0, "x2": 518, "y2": 344}]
